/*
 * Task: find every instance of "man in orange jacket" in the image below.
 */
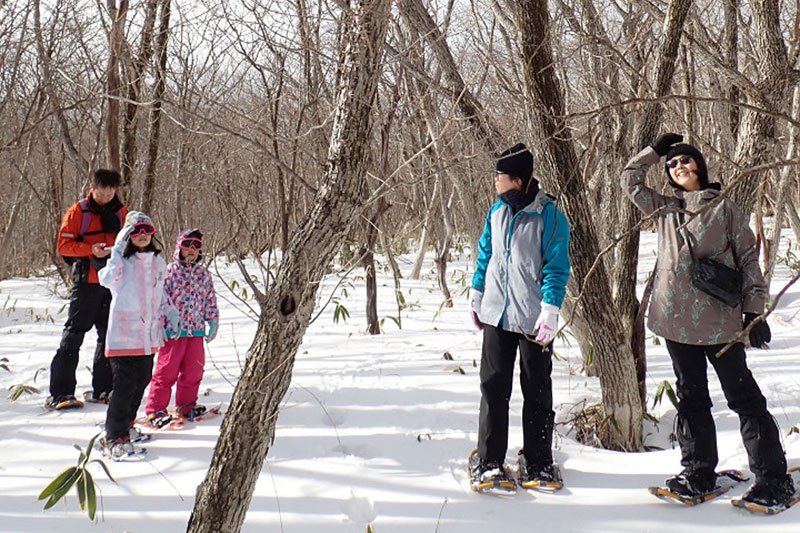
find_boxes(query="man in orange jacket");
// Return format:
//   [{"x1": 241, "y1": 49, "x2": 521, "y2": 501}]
[{"x1": 47, "y1": 169, "x2": 128, "y2": 410}]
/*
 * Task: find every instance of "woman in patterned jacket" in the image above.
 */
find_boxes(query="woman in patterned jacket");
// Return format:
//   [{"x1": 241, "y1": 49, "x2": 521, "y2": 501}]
[
  {"x1": 144, "y1": 229, "x2": 219, "y2": 427},
  {"x1": 622, "y1": 133, "x2": 793, "y2": 507}
]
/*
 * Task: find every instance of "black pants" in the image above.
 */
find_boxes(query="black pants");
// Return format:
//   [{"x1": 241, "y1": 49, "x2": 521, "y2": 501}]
[
  {"x1": 666, "y1": 340, "x2": 787, "y2": 481},
  {"x1": 477, "y1": 324, "x2": 555, "y2": 466},
  {"x1": 49, "y1": 282, "x2": 113, "y2": 399},
  {"x1": 105, "y1": 355, "x2": 154, "y2": 440}
]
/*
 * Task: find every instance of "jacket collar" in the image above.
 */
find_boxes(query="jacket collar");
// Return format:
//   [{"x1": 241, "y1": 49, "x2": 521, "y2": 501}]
[
  {"x1": 672, "y1": 182, "x2": 722, "y2": 202},
  {"x1": 499, "y1": 189, "x2": 556, "y2": 214}
]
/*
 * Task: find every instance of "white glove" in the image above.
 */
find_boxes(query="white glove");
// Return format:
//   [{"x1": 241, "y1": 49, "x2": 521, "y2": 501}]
[
  {"x1": 163, "y1": 306, "x2": 181, "y2": 335},
  {"x1": 469, "y1": 289, "x2": 483, "y2": 330},
  {"x1": 534, "y1": 302, "x2": 560, "y2": 344},
  {"x1": 115, "y1": 223, "x2": 134, "y2": 246}
]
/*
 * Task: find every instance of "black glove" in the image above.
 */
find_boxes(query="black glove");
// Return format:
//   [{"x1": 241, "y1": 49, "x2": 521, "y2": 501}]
[
  {"x1": 744, "y1": 312, "x2": 771, "y2": 349},
  {"x1": 651, "y1": 133, "x2": 683, "y2": 156}
]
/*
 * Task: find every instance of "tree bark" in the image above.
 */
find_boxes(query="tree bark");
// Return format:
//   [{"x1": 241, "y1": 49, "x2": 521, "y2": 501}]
[
  {"x1": 512, "y1": 0, "x2": 643, "y2": 450},
  {"x1": 141, "y1": 0, "x2": 170, "y2": 213},
  {"x1": 32, "y1": 0, "x2": 88, "y2": 174},
  {"x1": 121, "y1": 0, "x2": 159, "y2": 189},
  {"x1": 105, "y1": 0, "x2": 128, "y2": 172},
  {"x1": 764, "y1": 85, "x2": 800, "y2": 289},
  {"x1": 186, "y1": 1, "x2": 392, "y2": 530},
  {"x1": 730, "y1": 0, "x2": 793, "y2": 213},
  {"x1": 360, "y1": 198, "x2": 390, "y2": 335}
]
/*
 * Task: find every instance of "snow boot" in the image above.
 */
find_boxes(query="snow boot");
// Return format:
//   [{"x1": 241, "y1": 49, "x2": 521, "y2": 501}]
[
  {"x1": 45, "y1": 394, "x2": 83, "y2": 411},
  {"x1": 146, "y1": 409, "x2": 173, "y2": 429},
  {"x1": 742, "y1": 475, "x2": 795, "y2": 507},
  {"x1": 517, "y1": 450, "x2": 563, "y2": 490},
  {"x1": 179, "y1": 403, "x2": 207, "y2": 420},
  {"x1": 665, "y1": 469, "x2": 716, "y2": 497},
  {"x1": 468, "y1": 450, "x2": 515, "y2": 492}
]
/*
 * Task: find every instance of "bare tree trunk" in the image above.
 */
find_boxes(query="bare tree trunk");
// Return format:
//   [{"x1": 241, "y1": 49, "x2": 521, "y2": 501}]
[
  {"x1": 764, "y1": 85, "x2": 800, "y2": 288},
  {"x1": 360, "y1": 198, "x2": 390, "y2": 335},
  {"x1": 409, "y1": 222, "x2": 430, "y2": 280},
  {"x1": 105, "y1": 0, "x2": 128, "y2": 172},
  {"x1": 730, "y1": 0, "x2": 793, "y2": 213},
  {"x1": 32, "y1": 0, "x2": 88, "y2": 174},
  {"x1": 121, "y1": 0, "x2": 159, "y2": 189},
  {"x1": 397, "y1": 0, "x2": 506, "y2": 153},
  {"x1": 141, "y1": 0, "x2": 170, "y2": 213},
  {"x1": 724, "y1": 0, "x2": 740, "y2": 140},
  {"x1": 0, "y1": 171, "x2": 28, "y2": 278},
  {"x1": 186, "y1": 1, "x2": 392, "y2": 530},
  {"x1": 512, "y1": 0, "x2": 643, "y2": 450}
]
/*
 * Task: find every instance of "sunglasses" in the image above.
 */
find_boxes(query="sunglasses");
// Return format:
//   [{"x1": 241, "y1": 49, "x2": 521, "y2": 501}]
[
  {"x1": 130, "y1": 223, "x2": 155, "y2": 237},
  {"x1": 180, "y1": 238, "x2": 203, "y2": 250},
  {"x1": 667, "y1": 155, "x2": 693, "y2": 169}
]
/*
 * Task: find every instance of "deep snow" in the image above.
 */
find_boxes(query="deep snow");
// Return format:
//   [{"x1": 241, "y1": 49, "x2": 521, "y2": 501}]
[{"x1": 1, "y1": 230, "x2": 799, "y2": 532}]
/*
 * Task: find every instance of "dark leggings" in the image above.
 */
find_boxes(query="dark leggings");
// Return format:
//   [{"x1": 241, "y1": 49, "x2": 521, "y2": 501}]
[{"x1": 105, "y1": 355, "x2": 154, "y2": 440}]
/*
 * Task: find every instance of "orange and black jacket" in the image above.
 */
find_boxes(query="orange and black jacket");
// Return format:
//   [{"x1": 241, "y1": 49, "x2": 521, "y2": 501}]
[{"x1": 57, "y1": 195, "x2": 128, "y2": 284}]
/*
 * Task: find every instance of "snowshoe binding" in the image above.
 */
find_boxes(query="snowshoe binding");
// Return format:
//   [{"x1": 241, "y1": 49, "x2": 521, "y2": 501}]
[
  {"x1": 100, "y1": 436, "x2": 146, "y2": 462},
  {"x1": 146, "y1": 409, "x2": 174, "y2": 429},
  {"x1": 517, "y1": 450, "x2": 563, "y2": 491},
  {"x1": 649, "y1": 469, "x2": 748, "y2": 505},
  {"x1": 732, "y1": 467, "x2": 800, "y2": 515},
  {"x1": 468, "y1": 449, "x2": 516, "y2": 493},
  {"x1": 45, "y1": 395, "x2": 83, "y2": 411},
  {"x1": 82, "y1": 390, "x2": 111, "y2": 404}
]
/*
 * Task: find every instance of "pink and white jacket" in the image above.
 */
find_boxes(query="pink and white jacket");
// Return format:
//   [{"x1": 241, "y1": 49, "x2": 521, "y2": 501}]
[
  {"x1": 165, "y1": 229, "x2": 219, "y2": 338},
  {"x1": 99, "y1": 247, "x2": 172, "y2": 357}
]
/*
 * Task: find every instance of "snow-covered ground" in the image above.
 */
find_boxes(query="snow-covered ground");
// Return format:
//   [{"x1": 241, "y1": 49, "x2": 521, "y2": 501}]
[{"x1": 1, "y1": 231, "x2": 799, "y2": 532}]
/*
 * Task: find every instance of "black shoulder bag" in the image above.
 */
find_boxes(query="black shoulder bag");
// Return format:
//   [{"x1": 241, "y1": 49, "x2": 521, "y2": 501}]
[{"x1": 681, "y1": 226, "x2": 742, "y2": 307}]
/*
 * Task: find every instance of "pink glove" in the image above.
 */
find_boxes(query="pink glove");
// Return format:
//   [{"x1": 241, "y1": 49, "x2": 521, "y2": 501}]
[
  {"x1": 535, "y1": 302, "x2": 559, "y2": 344},
  {"x1": 470, "y1": 310, "x2": 484, "y2": 330},
  {"x1": 469, "y1": 289, "x2": 484, "y2": 331}
]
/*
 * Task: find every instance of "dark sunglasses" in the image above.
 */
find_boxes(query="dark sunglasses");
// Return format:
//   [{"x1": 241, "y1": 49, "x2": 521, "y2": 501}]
[
  {"x1": 667, "y1": 155, "x2": 693, "y2": 169},
  {"x1": 180, "y1": 238, "x2": 203, "y2": 250},
  {"x1": 130, "y1": 223, "x2": 155, "y2": 237}
]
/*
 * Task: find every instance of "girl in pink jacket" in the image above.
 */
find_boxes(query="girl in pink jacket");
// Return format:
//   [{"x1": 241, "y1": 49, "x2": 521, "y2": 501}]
[
  {"x1": 145, "y1": 229, "x2": 219, "y2": 427},
  {"x1": 98, "y1": 211, "x2": 178, "y2": 459}
]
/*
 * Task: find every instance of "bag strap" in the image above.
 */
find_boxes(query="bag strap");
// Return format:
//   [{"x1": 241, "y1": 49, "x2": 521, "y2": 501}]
[{"x1": 677, "y1": 208, "x2": 697, "y2": 263}]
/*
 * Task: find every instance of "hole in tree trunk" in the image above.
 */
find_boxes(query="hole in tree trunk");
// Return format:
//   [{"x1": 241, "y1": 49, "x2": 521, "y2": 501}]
[{"x1": 279, "y1": 294, "x2": 297, "y2": 316}]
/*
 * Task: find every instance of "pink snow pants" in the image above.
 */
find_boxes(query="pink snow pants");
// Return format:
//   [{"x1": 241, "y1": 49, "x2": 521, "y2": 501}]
[{"x1": 145, "y1": 336, "x2": 205, "y2": 415}]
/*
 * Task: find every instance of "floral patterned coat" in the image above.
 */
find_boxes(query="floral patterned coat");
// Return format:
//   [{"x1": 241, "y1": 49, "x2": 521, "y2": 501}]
[{"x1": 621, "y1": 147, "x2": 766, "y2": 345}]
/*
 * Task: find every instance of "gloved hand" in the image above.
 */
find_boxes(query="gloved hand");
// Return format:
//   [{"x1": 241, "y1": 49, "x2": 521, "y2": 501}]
[
  {"x1": 744, "y1": 312, "x2": 771, "y2": 348},
  {"x1": 163, "y1": 306, "x2": 181, "y2": 336},
  {"x1": 112, "y1": 238, "x2": 127, "y2": 256},
  {"x1": 206, "y1": 319, "x2": 218, "y2": 342},
  {"x1": 115, "y1": 223, "x2": 134, "y2": 246},
  {"x1": 469, "y1": 289, "x2": 484, "y2": 331},
  {"x1": 534, "y1": 302, "x2": 560, "y2": 344},
  {"x1": 111, "y1": 224, "x2": 133, "y2": 255},
  {"x1": 651, "y1": 133, "x2": 683, "y2": 156}
]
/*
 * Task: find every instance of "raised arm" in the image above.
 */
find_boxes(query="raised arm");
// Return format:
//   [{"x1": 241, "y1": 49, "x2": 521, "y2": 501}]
[{"x1": 621, "y1": 133, "x2": 683, "y2": 216}]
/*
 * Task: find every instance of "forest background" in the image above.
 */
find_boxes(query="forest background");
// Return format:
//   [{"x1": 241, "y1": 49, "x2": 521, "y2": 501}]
[{"x1": 2, "y1": 0, "x2": 800, "y2": 531}]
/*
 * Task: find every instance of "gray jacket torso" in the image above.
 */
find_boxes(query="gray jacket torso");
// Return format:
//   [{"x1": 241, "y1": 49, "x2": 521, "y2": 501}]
[{"x1": 621, "y1": 147, "x2": 766, "y2": 345}]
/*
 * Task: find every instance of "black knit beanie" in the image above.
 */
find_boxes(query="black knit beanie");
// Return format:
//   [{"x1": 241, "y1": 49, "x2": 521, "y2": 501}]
[
  {"x1": 496, "y1": 143, "x2": 534, "y2": 189},
  {"x1": 664, "y1": 143, "x2": 709, "y2": 190}
]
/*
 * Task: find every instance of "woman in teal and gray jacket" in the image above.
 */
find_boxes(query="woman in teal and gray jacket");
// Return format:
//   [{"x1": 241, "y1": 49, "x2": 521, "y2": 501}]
[{"x1": 468, "y1": 143, "x2": 570, "y2": 492}]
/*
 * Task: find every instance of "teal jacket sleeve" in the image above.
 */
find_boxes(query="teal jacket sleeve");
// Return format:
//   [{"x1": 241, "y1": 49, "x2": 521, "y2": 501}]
[
  {"x1": 471, "y1": 208, "x2": 493, "y2": 292},
  {"x1": 540, "y1": 203, "x2": 570, "y2": 307}
]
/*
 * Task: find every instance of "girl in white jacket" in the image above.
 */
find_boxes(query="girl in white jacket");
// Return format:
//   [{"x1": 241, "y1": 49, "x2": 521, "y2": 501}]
[{"x1": 98, "y1": 211, "x2": 177, "y2": 459}]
